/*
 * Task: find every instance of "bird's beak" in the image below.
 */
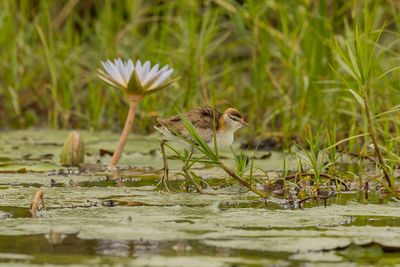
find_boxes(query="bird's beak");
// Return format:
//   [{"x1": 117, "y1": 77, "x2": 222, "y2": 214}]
[{"x1": 241, "y1": 119, "x2": 251, "y2": 127}]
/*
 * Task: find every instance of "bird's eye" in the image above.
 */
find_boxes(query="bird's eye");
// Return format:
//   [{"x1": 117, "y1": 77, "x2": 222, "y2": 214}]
[
  {"x1": 229, "y1": 115, "x2": 239, "y2": 121},
  {"x1": 232, "y1": 113, "x2": 242, "y2": 119}
]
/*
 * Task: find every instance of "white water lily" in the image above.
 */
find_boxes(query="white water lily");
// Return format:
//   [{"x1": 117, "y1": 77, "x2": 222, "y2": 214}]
[
  {"x1": 97, "y1": 58, "x2": 174, "y2": 95},
  {"x1": 97, "y1": 58, "x2": 176, "y2": 170}
]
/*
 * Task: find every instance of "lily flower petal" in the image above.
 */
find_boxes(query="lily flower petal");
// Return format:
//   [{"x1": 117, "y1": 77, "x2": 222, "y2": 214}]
[
  {"x1": 135, "y1": 60, "x2": 143, "y2": 81},
  {"x1": 103, "y1": 59, "x2": 125, "y2": 86},
  {"x1": 148, "y1": 68, "x2": 174, "y2": 90},
  {"x1": 142, "y1": 63, "x2": 160, "y2": 86},
  {"x1": 126, "y1": 59, "x2": 134, "y2": 79},
  {"x1": 99, "y1": 58, "x2": 174, "y2": 94},
  {"x1": 139, "y1": 61, "x2": 150, "y2": 85},
  {"x1": 115, "y1": 59, "x2": 128, "y2": 86}
]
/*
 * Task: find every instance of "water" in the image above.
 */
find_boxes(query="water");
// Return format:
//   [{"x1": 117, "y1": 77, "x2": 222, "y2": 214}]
[{"x1": 0, "y1": 130, "x2": 399, "y2": 265}]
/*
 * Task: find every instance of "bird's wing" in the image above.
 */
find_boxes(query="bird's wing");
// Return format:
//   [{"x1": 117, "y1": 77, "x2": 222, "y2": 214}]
[
  {"x1": 156, "y1": 106, "x2": 222, "y2": 140},
  {"x1": 186, "y1": 106, "x2": 223, "y2": 129}
]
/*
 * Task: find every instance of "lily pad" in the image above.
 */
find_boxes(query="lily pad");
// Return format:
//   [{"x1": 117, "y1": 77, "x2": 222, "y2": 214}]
[{"x1": 0, "y1": 163, "x2": 64, "y2": 173}]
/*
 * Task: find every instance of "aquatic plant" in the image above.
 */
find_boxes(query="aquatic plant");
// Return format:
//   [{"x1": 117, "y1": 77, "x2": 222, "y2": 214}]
[
  {"x1": 330, "y1": 21, "x2": 400, "y2": 189},
  {"x1": 167, "y1": 111, "x2": 267, "y2": 198},
  {"x1": 60, "y1": 131, "x2": 85, "y2": 166},
  {"x1": 296, "y1": 129, "x2": 325, "y2": 187},
  {"x1": 98, "y1": 59, "x2": 175, "y2": 170}
]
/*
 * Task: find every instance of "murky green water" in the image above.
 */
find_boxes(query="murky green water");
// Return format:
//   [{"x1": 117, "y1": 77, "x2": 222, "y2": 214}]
[{"x1": 0, "y1": 130, "x2": 399, "y2": 266}]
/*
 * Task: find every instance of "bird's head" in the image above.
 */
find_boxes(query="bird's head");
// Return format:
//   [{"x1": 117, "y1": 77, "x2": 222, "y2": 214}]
[{"x1": 223, "y1": 108, "x2": 250, "y2": 130}]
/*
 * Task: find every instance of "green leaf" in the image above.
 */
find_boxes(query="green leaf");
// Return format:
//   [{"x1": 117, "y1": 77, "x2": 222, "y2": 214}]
[
  {"x1": 346, "y1": 43, "x2": 361, "y2": 81},
  {"x1": 177, "y1": 112, "x2": 218, "y2": 161},
  {"x1": 345, "y1": 89, "x2": 365, "y2": 109},
  {"x1": 354, "y1": 24, "x2": 365, "y2": 83},
  {"x1": 324, "y1": 133, "x2": 370, "y2": 151},
  {"x1": 334, "y1": 55, "x2": 357, "y2": 81},
  {"x1": 370, "y1": 66, "x2": 400, "y2": 87},
  {"x1": 333, "y1": 36, "x2": 357, "y2": 80},
  {"x1": 366, "y1": 23, "x2": 385, "y2": 79},
  {"x1": 328, "y1": 63, "x2": 354, "y2": 90},
  {"x1": 373, "y1": 104, "x2": 400, "y2": 119}
]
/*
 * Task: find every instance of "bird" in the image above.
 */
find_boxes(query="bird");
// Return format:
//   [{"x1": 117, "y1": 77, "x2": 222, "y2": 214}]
[{"x1": 154, "y1": 106, "x2": 250, "y2": 192}]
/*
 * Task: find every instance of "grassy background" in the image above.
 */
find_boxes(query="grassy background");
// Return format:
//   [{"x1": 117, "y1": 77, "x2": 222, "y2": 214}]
[{"x1": 1, "y1": 0, "x2": 400, "y2": 149}]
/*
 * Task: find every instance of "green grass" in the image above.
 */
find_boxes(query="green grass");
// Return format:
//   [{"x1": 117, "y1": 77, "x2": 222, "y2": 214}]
[{"x1": 1, "y1": 0, "x2": 400, "y2": 152}]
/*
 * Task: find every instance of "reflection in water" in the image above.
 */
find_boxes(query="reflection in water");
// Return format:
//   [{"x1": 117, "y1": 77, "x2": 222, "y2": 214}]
[
  {"x1": 133, "y1": 240, "x2": 162, "y2": 257},
  {"x1": 45, "y1": 229, "x2": 66, "y2": 245},
  {"x1": 96, "y1": 239, "x2": 131, "y2": 257},
  {"x1": 172, "y1": 241, "x2": 192, "y2": 252},
  {"x1": 0, "y1": 233, "x2": 294, "y2": 264}
]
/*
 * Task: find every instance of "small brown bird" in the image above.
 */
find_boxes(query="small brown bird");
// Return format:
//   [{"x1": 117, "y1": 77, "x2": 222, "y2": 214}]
[{"x1": 154, "y1": 106, "x2": 250, "y2": 192}]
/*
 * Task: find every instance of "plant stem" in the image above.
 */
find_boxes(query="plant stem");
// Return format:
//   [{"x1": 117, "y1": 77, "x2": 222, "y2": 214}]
[
  {"x1": 218, "y1": 160, "x2": 266, "y2": 198},
  {"x1": 30, "y1": 190, "x2": 45, "y2": 218},
  {"x1": 363, "y1": 95, "x2": 392, "y2": 188},
  {"x1": 108, "y1": 96, "x2": 141, "y2": 170}
]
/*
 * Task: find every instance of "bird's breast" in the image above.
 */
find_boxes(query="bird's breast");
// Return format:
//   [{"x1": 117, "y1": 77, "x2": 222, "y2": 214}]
[{"x1": 214, "y1": 131, "x2": 234, "y2": 150}]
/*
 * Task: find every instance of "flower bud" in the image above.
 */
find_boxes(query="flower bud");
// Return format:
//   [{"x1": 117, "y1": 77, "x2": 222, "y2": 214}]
[{"x1": 60, "y1": 131, "x2": 85, "y2": 166}]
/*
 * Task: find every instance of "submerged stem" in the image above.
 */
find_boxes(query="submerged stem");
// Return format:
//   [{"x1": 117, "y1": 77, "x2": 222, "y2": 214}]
[{"x1": 108, "y1": 96, "x2": 142, "y2": 170}]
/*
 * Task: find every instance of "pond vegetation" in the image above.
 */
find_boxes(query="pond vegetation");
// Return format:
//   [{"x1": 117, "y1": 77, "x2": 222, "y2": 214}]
[
  {"x1": 0, "y1": 129, "x2": 399, "y2": 265},
  {"x1": 1, "y1": 0, "x2": 400, "y2": 265}
]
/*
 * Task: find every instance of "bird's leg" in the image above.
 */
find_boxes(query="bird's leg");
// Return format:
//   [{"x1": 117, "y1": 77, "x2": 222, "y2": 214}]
[
  {"x1": 157, "y1": 139, "x2": 176, "y2": 192},
  {"x1": 182, "y1": 151, "x2": 205, "y2": 193}
]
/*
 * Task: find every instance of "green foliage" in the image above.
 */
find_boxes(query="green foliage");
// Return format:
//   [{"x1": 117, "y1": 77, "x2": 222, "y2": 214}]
[
  {"x1": 329, "y1": 5, "x2": 400, "y2": 188},
  {"x1": 175, "y1": 110, "x2": 266, "y2": 197},
  {"x1": 231, "y1": 148, "x2": 247, "y2": 178},
  {"x1": 1, "y1": 0, "x2": 400, "y2": 151},
  {"x1": 296, "y1": 128, "x2": 325, "y2": 186}
]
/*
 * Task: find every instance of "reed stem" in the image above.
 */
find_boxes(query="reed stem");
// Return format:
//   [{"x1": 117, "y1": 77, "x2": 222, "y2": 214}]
[{"x1": 363, "y1": 94, "x2": 392, "y2": 188}]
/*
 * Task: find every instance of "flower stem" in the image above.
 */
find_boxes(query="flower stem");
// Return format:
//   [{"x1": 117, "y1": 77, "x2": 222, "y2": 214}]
[
  {"x1": 108, "y1": 96, "x2": 141, "y2": 170},
  {"x1": 218, "y1": 160, "x2": 267, "y2": 198}
]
